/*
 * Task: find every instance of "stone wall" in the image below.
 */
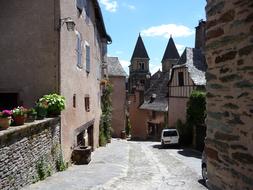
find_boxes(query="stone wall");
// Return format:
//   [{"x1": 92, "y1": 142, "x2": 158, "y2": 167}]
[
  {"x1": 0, "y1": 118, "x2": 61, "y2": 190},
  {"x1": 205, "y1": 0, "x2": 253, "y2": 189}
]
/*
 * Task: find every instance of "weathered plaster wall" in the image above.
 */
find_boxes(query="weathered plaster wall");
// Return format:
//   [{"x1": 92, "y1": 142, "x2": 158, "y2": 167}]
[
  {"x1": 0, "y1": 0, "x2": 60, "y2": 107},
  {"x1": 205, "y1": 0, "x2": 253, "y2": 189},
  {"x1": 110, "y1": 76, "x2": 126, "y2": 138},
  {"x1": 60, "y1": 0, "x2": 104, "y2": 160},
  {"x1": 168, "y1": 97, "x2": 188, "y2": 127},
  {"x1": 129, "y1": 92, "x2": 148, "y2": 139},
  {"x1": 0, "y1": 118, "x2": 60, "y2": 190}
]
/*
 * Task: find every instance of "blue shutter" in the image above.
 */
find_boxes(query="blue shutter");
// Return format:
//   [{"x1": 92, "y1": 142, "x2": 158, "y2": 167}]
[
  {"x1": 77, "y1": 32, "x2": 83, "y2": 68},
  {"x1": 86, "y1": 45, "x2": 90, "y2": 73}
]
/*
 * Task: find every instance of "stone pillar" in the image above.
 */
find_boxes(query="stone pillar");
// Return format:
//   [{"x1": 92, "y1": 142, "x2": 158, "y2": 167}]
[{"x1": 205, "y1": 0, "x2": 253, "y2": 190}]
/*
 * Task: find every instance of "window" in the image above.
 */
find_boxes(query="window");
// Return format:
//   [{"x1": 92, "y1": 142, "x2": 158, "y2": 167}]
[
  {"x1": 85, "y1": 96, "x2": 90, "y2": 112},
  {"x1": 73, "y1": 94, "x2": 76, "y2": 108},
  {"x1": 139, "y1": 62, "x2": 145, "y2": 70},
  {"x1": 76, "y1": 31, "x2": 83, "y2": 68},
  {"x1": 178, "y1": 72, "x2": 184, "y2": 86},
  {"x1": 85, "y1": 44, "x2": 91, "y2": 73}
]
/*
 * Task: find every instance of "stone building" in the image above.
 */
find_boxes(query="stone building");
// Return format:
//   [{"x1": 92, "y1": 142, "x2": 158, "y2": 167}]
[
  {"x1": 0, "y1": 0, "x2": 111, "y2": 160},
  {"x1": 107, "y1": 57, "x2": 127, "y2": 138},
  {"x1": 205, "y1": 0, "x2": 253, "y2": 189},
  {"x1": 128, "y1": 35, "x2": 178, "y2": 140},
  {"x1": 128, "y1": 34, "x2": 151, "y2": 94}
]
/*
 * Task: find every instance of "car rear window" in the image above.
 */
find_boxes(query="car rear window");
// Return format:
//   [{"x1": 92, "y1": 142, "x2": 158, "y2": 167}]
[{"x1": 163, "y1": 131, "x2": 178, "y2": 137}]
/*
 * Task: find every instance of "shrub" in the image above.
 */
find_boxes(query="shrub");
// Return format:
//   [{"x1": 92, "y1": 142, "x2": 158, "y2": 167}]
[
  {"x1": 39, "y1": 94, "x2": 65, "y2": 116},
  {"x1": 186, "y1": 90, "x2": 206, "y2": 126},
  {"x1": 125, "y1": 118, "x2": 131, "y2": 136},
  {"x1": 175, "y1": 119, "x2": 193, "y2": 145},
  {"x1": 99, "y1": 82, "x2": 113, "y2": 144}
]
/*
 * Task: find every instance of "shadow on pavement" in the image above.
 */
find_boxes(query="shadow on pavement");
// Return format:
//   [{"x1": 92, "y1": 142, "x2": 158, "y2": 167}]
[
  {"x1": 198, "y1": 179, "x2": 208, "y2": 189},
  {"x1": 177, "y1": 149, "x2": 202, "y2": 159},
  {"x1": 152, "y1": 144, "x2": 180, "y2": 150}
]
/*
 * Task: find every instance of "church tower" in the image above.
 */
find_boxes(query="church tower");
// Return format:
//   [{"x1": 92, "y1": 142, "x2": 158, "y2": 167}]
[
  {"x1": 161, "y1": 36, "x2": 180, "y2": 72},
  {"x1": 129, "y1": 34, "x2": 150, "y2": 93}
]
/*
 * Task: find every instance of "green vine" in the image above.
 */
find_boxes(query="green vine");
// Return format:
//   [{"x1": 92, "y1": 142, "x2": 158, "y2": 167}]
[
  {"x1": 36, "y1": 157, "x2": 52, "y2": 181},
  {"x1": 99, "y1": 82, "x2": 113, "y2": 146}
]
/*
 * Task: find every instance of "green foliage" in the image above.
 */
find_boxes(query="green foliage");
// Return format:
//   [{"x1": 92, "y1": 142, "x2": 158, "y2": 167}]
[
  {"x1": 186, "y1": 90, "x2": 206, "y2": 126},
  {"x1": 36, "y1": 158, "x2": 52, "y2": 181},
  {"x1": 12, "y1": 106, "x2": 27, "y2": 117},
  {"x1": 56, "y1": 152, "x2": 68, "y2": 172},
  {"x1": 125, "y1": 118, "x2": 131, "y2": 136},
  {"x1": 175, "y1": 119, "x2": 193, "y2": 145},
  {"x1": 99, "y1": 82, "x2": 113, "y2": 144},
  {"x1": 39, "y1": 93, "x2": 65, "y2": 116},
  {"x1": 99, "y1": 124, "x2": 107, "y2": 146},
  {"x1": 27, "y1": 108, "x2": 37, "y2": 116}
]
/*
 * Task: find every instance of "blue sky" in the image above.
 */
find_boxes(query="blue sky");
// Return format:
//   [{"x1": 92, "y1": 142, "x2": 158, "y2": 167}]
[{"x1": 99, "y1": 0, "x2": 206, "y2": 74}]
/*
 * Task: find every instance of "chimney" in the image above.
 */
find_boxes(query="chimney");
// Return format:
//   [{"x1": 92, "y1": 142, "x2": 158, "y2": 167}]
[{"x1": 195, "y1": 19, "x2": 206, "y2": 51}]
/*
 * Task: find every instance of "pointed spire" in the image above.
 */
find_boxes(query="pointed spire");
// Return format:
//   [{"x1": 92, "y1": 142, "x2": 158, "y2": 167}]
[
  {"x1": 131, "y1": 34, "x2": 149, "y2": 61},
  {"x1": 162, "y1": 36, "x2": 180, "y2": 62}
]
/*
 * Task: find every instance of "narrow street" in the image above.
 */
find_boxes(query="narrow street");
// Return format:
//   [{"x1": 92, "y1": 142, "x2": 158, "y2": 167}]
[{"x1": 23, "y1": 139, "x2": 207, "y2": 190}]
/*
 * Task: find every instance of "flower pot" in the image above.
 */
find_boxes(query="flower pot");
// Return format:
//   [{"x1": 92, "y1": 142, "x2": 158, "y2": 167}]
[
  {"x1": 47, "y1": 110, "x2": 60, "y2": 117},
  {"x1": 26, "y1": 114, "x2": 37, "y2": 123},
  {"x1": 36, "y1": 107, "x2": 47, "y2": 120},
  {"x1": 13, "y1": 115, "x2": 26, "y2": 126},
  {"x1": 0, "y1": 117, "x2": 11, "y2": 130}
]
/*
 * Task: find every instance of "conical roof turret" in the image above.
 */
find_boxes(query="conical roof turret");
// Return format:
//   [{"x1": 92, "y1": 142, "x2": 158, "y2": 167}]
[
  {"x1": 131, "y1": 34, "x2": 149, "y2": 61},
  {"x1": 162, "y1": 36, "x2": 180, "y2": 62}
]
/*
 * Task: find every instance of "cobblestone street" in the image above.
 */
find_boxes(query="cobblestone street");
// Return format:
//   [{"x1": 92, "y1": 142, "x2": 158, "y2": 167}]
[{"x1": 23, "y1": 139, "x2": 207, "y2": 190}]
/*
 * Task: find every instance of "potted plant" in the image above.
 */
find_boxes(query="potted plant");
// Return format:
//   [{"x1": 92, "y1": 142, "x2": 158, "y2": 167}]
[
  {"x1": 26, "y1": 108, "x2": 37, "y2": 122},
  {"x1": 39, "y1": 94, "x2": 65, "y2": 117},
  {"x1": 35, "y1": 101, "x2": 48, "y2": 120},
  {"x1": 12, "y1": 107, "x2": 27, "y2": 126},
  {"x1": 0, "y1": 110, "x2": 12, "y2": 130}
]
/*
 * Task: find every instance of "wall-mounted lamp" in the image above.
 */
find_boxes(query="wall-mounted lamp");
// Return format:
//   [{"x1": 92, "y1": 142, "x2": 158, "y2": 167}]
[{"x1": 60, "y1": 17, "x2": 76, "y2": 31}]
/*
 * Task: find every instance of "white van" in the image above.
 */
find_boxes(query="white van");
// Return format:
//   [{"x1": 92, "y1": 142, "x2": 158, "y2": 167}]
[{"x1": 161, "y1": 128, "x2": 179, "y2": 147}]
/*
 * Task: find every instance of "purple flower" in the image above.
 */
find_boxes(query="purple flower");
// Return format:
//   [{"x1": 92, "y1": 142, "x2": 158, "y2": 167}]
[{"x1": 1, "y1": 110, "x2": 12, "y2": 118}]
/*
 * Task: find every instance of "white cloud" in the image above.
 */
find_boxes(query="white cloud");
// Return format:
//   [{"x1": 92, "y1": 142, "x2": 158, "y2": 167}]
[
  {"x1": 99, "y1": 0, "x2": 118, "y2": 12},
  {"x1": 127, "y1": 4, "x2": 136, "y2": 10},
  {"x1": 119, "y1": 59, "x2": 130, "y2": 74},
  {"x1": 122, "y1": 2, "x2": 136, "y2": 10},
  {"x1": 175, "y1": 44, "x2": 185, "y2": 56},
  {"x1": 150, "y1": 63, "x2": 162, "y2": 75},
  {"x1": 141, "y1": 24, "x2": 194, "y2": 39}
]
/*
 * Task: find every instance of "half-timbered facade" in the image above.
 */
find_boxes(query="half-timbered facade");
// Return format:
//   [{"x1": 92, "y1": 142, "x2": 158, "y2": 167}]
[{"x1": 168, "y1": 47, "x2": 207, "y2": 127}]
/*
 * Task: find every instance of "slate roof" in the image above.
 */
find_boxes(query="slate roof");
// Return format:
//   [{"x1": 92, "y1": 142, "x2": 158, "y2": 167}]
[
  {"x1": 162, "y1": 37, "x2": 180, "y2": 62},
  {"x1": 171, "y1": 47, "x2": 207, "y2": 85},
  {"x1": 139, "y1": 71, "x2": 170, "y2": 112},
  {"x1": 131, "y1": 34, "x2": 149, "y2": 61},
  {"x1": 107, "y1": 57, "x2": 127, "y2": 77}
]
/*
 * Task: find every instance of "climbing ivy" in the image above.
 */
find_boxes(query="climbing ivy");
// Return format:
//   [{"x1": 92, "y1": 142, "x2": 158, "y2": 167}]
[
  {"x1": 186, "y1": 90, "x2": 206, "y2": 126},
  {"x1": 99, "y1": 81, "x2": 113, "y2": 146}
]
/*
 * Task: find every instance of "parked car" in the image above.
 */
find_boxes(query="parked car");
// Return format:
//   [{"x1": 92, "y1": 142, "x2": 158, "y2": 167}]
[
  {"x1": 201, "y1": 151, "x2": 208, "y2": 185},
  {"x1": 161, "y1": 128, "x2": 179, "y2": 147}
]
